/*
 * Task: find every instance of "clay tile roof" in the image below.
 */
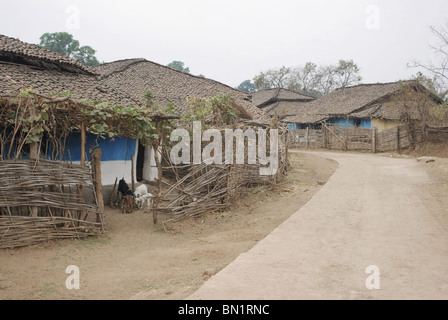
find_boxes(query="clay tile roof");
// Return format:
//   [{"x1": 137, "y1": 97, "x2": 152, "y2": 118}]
[
  {"x1": 263, "y1": 100, "x2": 316, "y2": 118},
  {"x1": 94, "y1": 59, "x2": 268, "y2": 121},
  {"x1": 282, "y1": 113, "x2": 327, "y2": 124},
  {"x1": 286, "y1": 80, "x2": 443, "y2": 124},
  {"x1": 0, "y1": 34, "x2": 95, "y2": 76},
  {"x1": 308, "y1": 80, "x2": 444, "y2": 117},
  {"x1": 251, "y1": 88, "x2": 316, "y2": 108},
  {"x1": 0, "y1": 62, "x2": 139, "y2": 106}
]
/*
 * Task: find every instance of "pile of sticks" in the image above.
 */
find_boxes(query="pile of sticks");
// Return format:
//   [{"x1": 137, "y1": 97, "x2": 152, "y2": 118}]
[
  {"x1": 160, "y1": 163, "x2": 231, "y2": 222},
  {"x1": 157, "y1": 121, "x2": 290, "y2": 223}
]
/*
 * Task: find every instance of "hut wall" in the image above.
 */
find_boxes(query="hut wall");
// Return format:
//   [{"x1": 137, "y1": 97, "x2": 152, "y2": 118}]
[
  {"x1": 142, "y1": 146, "x2": 161, "y2": 182},
  {"x1": 326, "y1": 117, "x2": 358, "y2": 128},
  {"x1": 372, "y1": 119, "x2": 406, "y2": 132},
  {"x1": 62, "y1": 133, "x2": 139, "y2": 186}
]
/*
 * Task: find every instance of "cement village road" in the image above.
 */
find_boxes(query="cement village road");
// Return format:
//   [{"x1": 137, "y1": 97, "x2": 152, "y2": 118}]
[{"x1": 187, "y1": 151, "x2": 448, "y2": 300}]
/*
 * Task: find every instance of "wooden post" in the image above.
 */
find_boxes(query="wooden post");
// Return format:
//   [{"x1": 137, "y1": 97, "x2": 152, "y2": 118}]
[
  {"x1": 29, "y1": 102, "x2": 39, "y2": 217},
  {"x1": 396, "y1": 126, "x2": 401, "y2": 154},
  {"x1": 305, "y1": 127, "x2": 309, "y2": 149},
  {"x1": 131, "y1": 154, "x2": 135, "y2": 193},
  {"x1": 271, "y1": 113, "x2": 279, "y2": 183},
  {"x1": 110, "y1": 177, "x2": 118, "y2": 208},
  {"x1": 93, "y1": 148, "x2": 104, "y2": 224},
  {"x1": 372, "y1": 127, "x2": 377, "y2": 154},
  {"x1": 152, "y1": 120, "x2": 163, "y2": 225},
  {"x1": 271, "y1": 112, "x2": 279, "y2": 129},
  {"x1": 407, "y1": 124, "x2": 414, "y2": 150},
  {"x1": 343, "y1": 129, "x2": 348, "y2": 151},
  {"x1": 323, "y1": 125, "x2": 327, "y2": 149},
  {"x1": 78, "y1": 121, "x2": 86, "y2": 221},
  {"x1": 80, "y1": 121, "x2": 86, "y2": 168}
]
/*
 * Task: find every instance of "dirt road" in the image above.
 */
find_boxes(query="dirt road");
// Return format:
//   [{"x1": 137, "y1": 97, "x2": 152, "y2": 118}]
[
  {"x1": 0, "y1": 152, "x2": 337, "y2": 300},
  {"x1": 189, "y1": 151, "x2": 448, "y2": 300}
]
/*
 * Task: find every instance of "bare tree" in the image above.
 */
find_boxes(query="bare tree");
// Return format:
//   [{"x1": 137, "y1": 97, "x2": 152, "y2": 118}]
[
  {"x1": 314, "y1": 64, "x2": 337, "y2": 95},
  {"x1": 252, "y1": 60, "x2": 362, "y2": 96},
  {"x1": 253, "y1": 66, "x2": 292, "y2": 90},
  {"x1": 409, "y1": 21, "x2": 448, "y2": 100},
  {"x1": 334, "y1": 59, "x2": 362, "y2": 89},
  {"x1": 288, "y1": 62, "x2": 320, "y2": 95}
]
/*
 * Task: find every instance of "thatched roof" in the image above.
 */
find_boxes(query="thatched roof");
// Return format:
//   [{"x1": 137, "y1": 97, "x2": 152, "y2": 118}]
[
  {"x1": 286, "y1": 81, "x2": 444, "y2": 124},
  {"x1": 94, "y1": 58, "x2": 267, "y2": 121},
  {"x1": 251, "y1": 88, "x2": 315, "y2": 108},
  {"x1": 0, "y1": 34, "x2": 95, "y2": 76}
]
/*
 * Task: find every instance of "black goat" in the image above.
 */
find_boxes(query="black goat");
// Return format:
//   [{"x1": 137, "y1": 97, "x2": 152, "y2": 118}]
[
  {"x1": 117, "y1": 178, "x2": 133, "y2": 197},
  {"x1": 117, "y1": 178, "x2": 134, "y2": 213}
]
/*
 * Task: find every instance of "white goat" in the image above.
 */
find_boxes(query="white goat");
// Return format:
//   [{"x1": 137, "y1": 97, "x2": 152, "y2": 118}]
[
  {"x1": 133, "y1": 184, "x2": 153, "y2": 210},
  {"x1": 134, "y1": 184, "x2": 148, "y2": 198},
  {"x1": 139, "y1": 192, "x2": 153, "y2": 210}
]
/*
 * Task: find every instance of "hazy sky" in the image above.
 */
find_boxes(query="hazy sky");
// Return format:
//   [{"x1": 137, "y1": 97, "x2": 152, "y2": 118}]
[{"x1": 1, "y1": 0, "x2": 447, "y2": 88}]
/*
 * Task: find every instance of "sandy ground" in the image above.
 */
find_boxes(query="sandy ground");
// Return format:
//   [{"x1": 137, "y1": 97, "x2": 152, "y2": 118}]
[
  {"x1": 0, "y1": 152, "x2": 337, "y2": 300},
  {"x1": 188, "y1": 151, "x2": 448, "y2": 300}
]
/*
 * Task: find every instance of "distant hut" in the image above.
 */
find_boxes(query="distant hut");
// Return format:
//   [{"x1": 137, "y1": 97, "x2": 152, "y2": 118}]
[
  {"x1": 284, "y1": 81, "x2": 444, "y2": 131},
  {"x1": 251, "y1": 88, "x2": 316, "y2": 129}
]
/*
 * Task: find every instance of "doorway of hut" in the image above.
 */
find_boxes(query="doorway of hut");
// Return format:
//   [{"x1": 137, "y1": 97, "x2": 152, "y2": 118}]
[{"x1": 136, "y1": 143, "x2": 145, "y2": 182}]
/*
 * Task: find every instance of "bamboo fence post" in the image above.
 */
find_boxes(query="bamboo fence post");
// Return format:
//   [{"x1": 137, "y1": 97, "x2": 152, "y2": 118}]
[{"x1": 93, "y1": 148, "x2": 104, "y2": 224}]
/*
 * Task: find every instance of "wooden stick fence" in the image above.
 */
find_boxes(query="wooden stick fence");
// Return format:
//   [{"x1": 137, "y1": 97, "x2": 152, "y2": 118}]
[
  {"x1": 0, "y1": 159, "x2": 104, "y2": 249},
  {"x1": 157, "y1": 121, "x2": 289, "y2": 223},
  {"x1": 288, "y1": 124, "x2": 426, "y2": 153},
  {"x1": 0, "y1": 92, "x2": 171, "y2": 248}
]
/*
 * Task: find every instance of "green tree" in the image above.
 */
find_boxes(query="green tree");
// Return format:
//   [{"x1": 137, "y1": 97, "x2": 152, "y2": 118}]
[
  {"x1": 38, "y1": 32, "x2": 100, "y2": 67},
  {"x1": 167, "y1": 60, "x2": 190, "y2": 73},
  {"x1": 39, "y1": 32, "x2": 79, "y2": 57},
  {"x1": 73, "y1": 45, "x2": 100, "y2": 67},
  {"x1": 237, "y1": 80, "x2": 256, "y2": 93}
]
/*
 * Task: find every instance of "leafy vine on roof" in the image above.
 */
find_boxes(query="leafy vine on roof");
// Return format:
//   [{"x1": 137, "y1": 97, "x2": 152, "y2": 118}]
[{"x1": 0, "y1": 90, "x2": 177, "y2": 160}]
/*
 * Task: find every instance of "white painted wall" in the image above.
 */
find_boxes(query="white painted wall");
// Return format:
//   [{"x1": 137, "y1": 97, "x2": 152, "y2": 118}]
[
  {"x1": 69, "y1": 142, "x2": 164, "y2": 186},
  {"x1": 70, "y1": 142, "x2": 139, "y2": 186},
  {"x1": 142, "y1": 146, "x2": 161, "y2": 182}
]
